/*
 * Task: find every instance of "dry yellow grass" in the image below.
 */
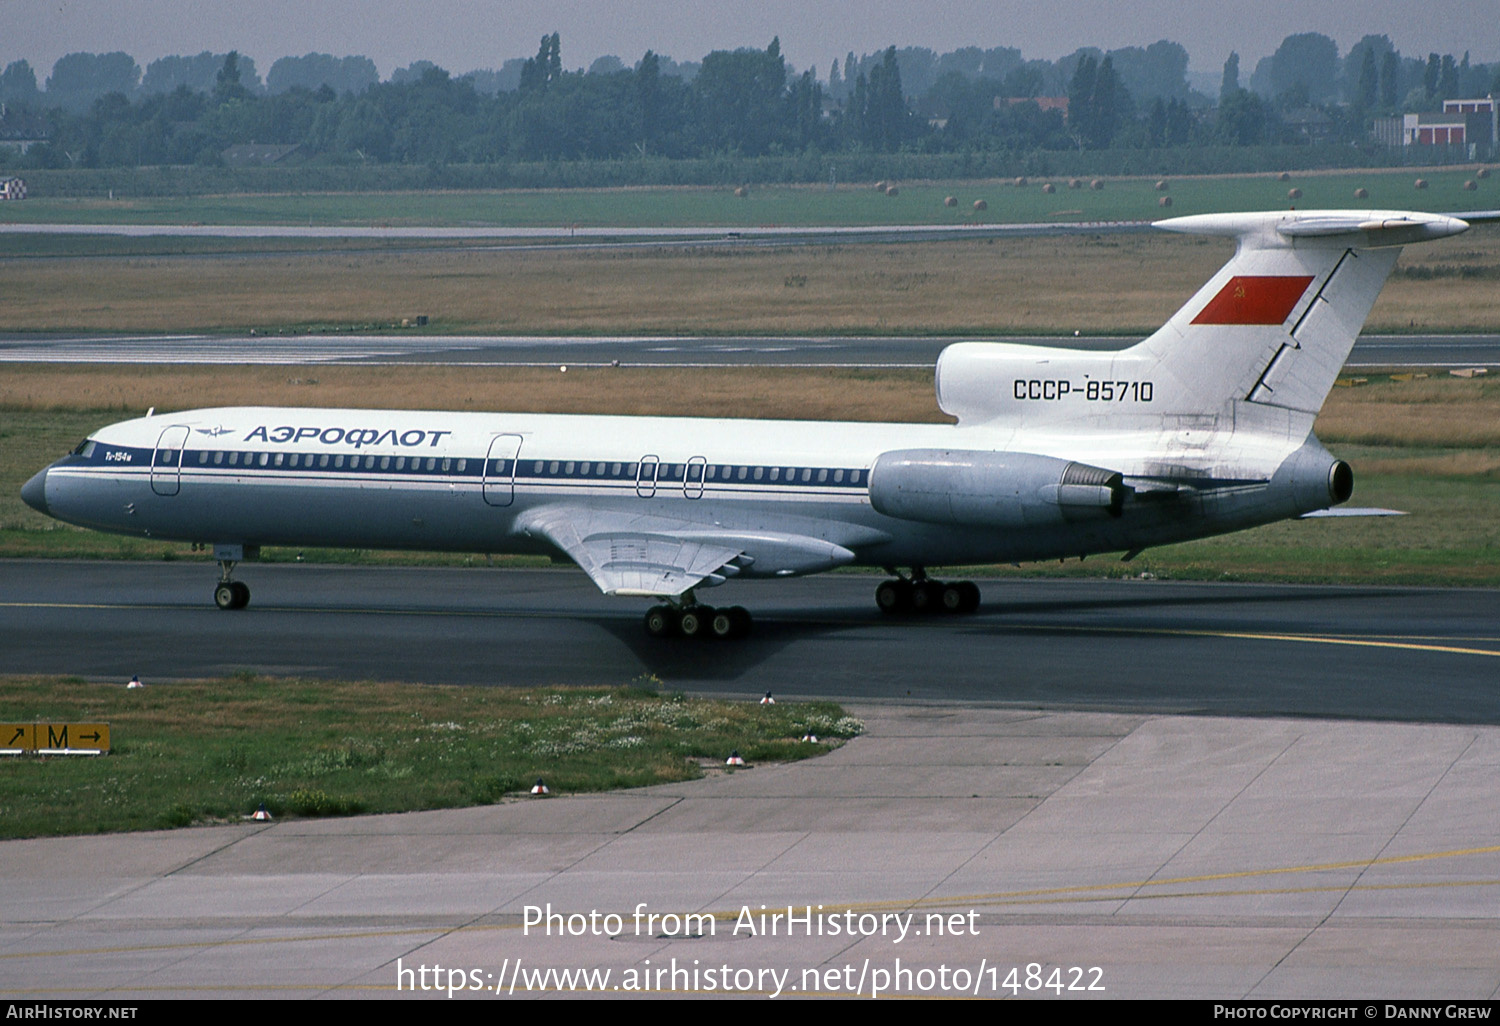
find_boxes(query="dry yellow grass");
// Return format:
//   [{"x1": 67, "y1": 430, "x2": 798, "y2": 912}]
[
  {"x1": 1, "y1": 226, "x2": 1495, "y2": 336},
  {"x1": 0, "y1": 235, "x2": 1215, "y2": 336},
  {"x1": 0, "y1": 364, "x2": 948, "y2": 423},
  {"x1": 1314, "y1": 377, "x2": 1500, "y2": 446}
]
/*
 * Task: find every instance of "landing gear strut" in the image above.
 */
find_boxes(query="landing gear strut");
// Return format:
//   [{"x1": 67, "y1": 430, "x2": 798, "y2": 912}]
[
  {"x1": 645, "y1": 594, "x2": 752, "y2": 639},
  {"x1": 876, "y1": 568, "x2": 980, "y2": 616},
  {"x1": 213, "y1": 560, "x2": 250, "y2": 610}
]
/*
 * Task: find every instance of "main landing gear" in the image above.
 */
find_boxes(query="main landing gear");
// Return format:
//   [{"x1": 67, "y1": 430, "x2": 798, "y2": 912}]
[
  {"x1": 875, "y1": 568, "x2": 980, "y2": 616},
  {"x1": 645, "y1": 598, "x2": 752, "y2": 639},
  {"x1": 213, "y1": 559, "x2": 250, "y2": 610}
]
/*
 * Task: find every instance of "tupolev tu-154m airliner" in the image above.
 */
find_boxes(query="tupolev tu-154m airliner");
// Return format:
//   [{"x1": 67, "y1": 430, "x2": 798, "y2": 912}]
[{"x1": 21, "y1": 209, "x2": 1487, "y2": 639}]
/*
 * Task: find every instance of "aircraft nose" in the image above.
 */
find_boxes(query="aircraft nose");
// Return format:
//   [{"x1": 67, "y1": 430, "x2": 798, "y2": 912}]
[{"x1": 21, "y1": 467, "x2": 48, "y2": 515}]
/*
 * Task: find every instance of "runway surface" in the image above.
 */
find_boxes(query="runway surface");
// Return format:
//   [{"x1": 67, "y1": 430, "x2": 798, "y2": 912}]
[
  {"x1": 4, "y1": 562, "x2": 1498, "y2": 721},
  {"x1": 2, "y1": 332, "x2": 1497, "y2": 368},
  {"x1": 4, "y1": 562, "x2": 1500, "y2": 999}
]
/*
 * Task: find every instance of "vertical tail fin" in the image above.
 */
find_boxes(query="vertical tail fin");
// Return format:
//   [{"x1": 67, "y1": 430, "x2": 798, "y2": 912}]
[
  {"x1": 934, "y1": 210, "x2": 1468, "y2": 440},
  {"x1": 1142, "y1": 210, "x2": 1468, "y2": 428}
]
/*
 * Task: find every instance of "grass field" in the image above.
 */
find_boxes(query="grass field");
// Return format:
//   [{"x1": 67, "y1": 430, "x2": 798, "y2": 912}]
[
  {"x1": 0, "y1": 168, "x2": 1494, "y2": 228},
  {"x1": 3, "y1": 368, "x2": 1495, "y2": 584},
  {"x1": 0, "y1": 676, "x2": 862, "y2": 839},
  {"x1": 2, "y1": 227, "x2": 1497, "y2": 336}
]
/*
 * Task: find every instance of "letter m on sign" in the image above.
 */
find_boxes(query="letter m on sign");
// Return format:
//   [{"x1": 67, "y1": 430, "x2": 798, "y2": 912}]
[{"x1": 47, "y1": 724, "x2": 69, "y2": 747}]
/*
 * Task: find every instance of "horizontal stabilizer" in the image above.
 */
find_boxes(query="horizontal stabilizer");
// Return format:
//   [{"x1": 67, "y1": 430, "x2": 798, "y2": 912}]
[{"x1": 1298, "y1": 507, "x2": 1407, "y2": 518}]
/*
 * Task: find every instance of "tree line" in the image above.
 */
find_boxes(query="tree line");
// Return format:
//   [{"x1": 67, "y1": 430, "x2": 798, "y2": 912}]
[{"x1": 0, "y1": 32, "x2": 1495, "y2": 171}]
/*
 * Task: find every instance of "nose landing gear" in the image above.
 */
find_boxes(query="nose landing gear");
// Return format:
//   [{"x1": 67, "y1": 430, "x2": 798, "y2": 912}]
[{"x1": 211, "y1": 545, "x2": 254, "y2": 610}]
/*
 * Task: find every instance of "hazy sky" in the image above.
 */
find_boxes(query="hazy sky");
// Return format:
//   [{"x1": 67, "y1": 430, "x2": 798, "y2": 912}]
[{"x1": 10, "y1": 1, "x2": 1499, "y2": 82}]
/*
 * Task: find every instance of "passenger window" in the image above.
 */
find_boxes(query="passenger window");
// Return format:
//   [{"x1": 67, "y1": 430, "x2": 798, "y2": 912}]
[
  {"x1": 753, "y1": 467, "x2": 764, "y2": 480},
  {"x1": 549, "y1": 461, "x2": 559, "y2": 474},
  {"x1": 320, "y1": 454, "x2": 330, "y2": 468},
  {"x1": 835, "y1": 469, "x2": 844, "y2": 483},
  {"x1": 380, "y1": 456, "x2": 391, "y2": 470},
  {"x1": 365, "y1": 455, "x2": 376, "y2": 469},
  {"x1": 335, "y1": 455, "x2": 345, "y2": 468},
  {"x1": 611, "y1": 462, "x2": 622, "y2": 476},
  {"x1": 431, "y1": 458, "x2": 440, "y2": 471},
  {"x1": 818, "y1": 469, "x2": 828, "y2": 482},
  {"x1": 198, "y1": 452, "x2": 208, "y2": 465},
  {"x1": 769, "y1": 467, "x2": 780, "y2": 481},
  {"x1": 801, "y1": 468, "x2": 811, "y2": 482},
  {"x1": 274, "y1": 453, "x2": 285, "y2": 467},
  {"x1": 229, "y1": 453, "x2": 239, "y2": 466},
  {"x1": 565, "y1": 461, "x2": 575, "y2": 475},
  {"x1": 396, "y1": 457, "x2": 406, "y2": 470},
  {"x1": 213, "y1": 452, "x2": 224, "y2": 465},
  {"x1": 737, "y1": 466, "x2": 748, "y2": 481}
]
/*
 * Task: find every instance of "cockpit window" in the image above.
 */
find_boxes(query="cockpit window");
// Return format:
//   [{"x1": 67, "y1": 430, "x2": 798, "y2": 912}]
[{"x1": 70, "y1": 439, "x2": 96, "y2": 458}]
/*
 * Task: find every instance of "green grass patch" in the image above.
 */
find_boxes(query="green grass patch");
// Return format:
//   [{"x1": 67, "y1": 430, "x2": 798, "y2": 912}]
[
  {"x1": 0, "y1": 169, "x2": 1492, "y2": 230},
  {"x1": 0, "y1": 676, "x2": 862, "y2": 840}
]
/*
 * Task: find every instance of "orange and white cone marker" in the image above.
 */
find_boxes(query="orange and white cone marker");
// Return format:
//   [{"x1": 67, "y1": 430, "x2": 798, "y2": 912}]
[
  {"x1": 252, "y1": 804, "x2": 273, "y2": 821},
  {"x1": 126, "y1": 675, "x2": 143, "y2": 689},
  {"x1": 760, "y1": 692, "x2": 775, "y2": 705},
  {"x1": 530, "y1": 778, "x2": 550, "y2": 795},
  {"x1": 726, "y1": 750, "x2": 746, "y2": 766}
]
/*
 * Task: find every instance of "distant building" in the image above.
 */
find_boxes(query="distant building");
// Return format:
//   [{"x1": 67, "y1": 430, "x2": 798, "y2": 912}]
[
  {"x1": 994, "y1": 96, "x2": 1070, "y2": 114},
  {"x1": 221, "y1": 143, "x2": 301, "y2": 167},
  {"x1": 1282, "y1": 107, "x2": 1334, "y2": 144},
  {"x1": 0, "y1": 104, "x2": 50, "y2": 154},
  {"x1": 1374, "y1": 97, "x2": 1496, "y2": 158}
]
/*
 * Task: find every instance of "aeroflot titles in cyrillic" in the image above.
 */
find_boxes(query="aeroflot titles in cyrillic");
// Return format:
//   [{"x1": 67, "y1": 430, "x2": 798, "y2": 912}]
[{"x1": 244, "y1": 426, "x2": 453, "y2": 448}]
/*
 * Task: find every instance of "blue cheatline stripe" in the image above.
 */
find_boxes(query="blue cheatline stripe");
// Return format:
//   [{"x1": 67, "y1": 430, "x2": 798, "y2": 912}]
[{"x1": 69, "y1": 445, "x2": 872, "y2": 490}]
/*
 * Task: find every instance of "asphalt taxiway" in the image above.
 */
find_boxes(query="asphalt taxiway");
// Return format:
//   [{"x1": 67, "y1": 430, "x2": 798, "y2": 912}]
[
  {"x1": 4, "y1": 565, "x2": 1500, "y2": 999},
  {"x1": 2, "y1": 332, "x2": 1497, "y2": 369},
  {"x1": 3, "y1": 562, "x2": 1499, "y2": 719}
]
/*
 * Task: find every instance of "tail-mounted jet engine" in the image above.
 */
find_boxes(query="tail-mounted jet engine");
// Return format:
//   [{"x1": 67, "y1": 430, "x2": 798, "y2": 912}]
[{"x1": 868, "y1": 449, "x2": 1128, "y2": 529}]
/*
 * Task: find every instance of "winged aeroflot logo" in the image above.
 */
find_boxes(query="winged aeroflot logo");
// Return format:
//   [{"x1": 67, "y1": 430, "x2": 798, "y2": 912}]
[{"x1": 195, "y1": 425, "x2": 234, "y2": 437}]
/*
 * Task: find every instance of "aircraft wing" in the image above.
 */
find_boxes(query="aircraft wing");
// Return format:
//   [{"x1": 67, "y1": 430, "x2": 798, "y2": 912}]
[
  {"x1": 514, "y1": 504, "x2": 860, "y2": 598},
  {"x1": 514, "y1": 505, "x2": 750, "y2": 598}
]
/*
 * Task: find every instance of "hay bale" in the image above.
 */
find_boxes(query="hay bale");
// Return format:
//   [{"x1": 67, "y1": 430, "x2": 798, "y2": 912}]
[
  {"x1": 972, "y1": 199, "x2": 988, "y2": 211},
  {"x1": 1090, "y1": 179, "x2": 1104, "y2": 190},
  {"x1": 1068, "y1": 178, "x2": 1082, "y2": 189},
  {"x1": 1414, "y1": 178, "x2": 1428, "y2": 190},
  {"x1": 944, "y1": 195, "x2": 958, "y2": 207},
  {"x1": 1477, "y1": 167, "x2": 1491, "y2": 179},
  {"x1": 1041, "y1": 183, "x2": 1056, "y2": 194},
  {"x1": 1158, "y1": 196, "x2": 1172, "y2": 208},
  {"x1": 1154, "y1": 180, "x2": 1168, "y2": 191},
  {"x1": 1278, "y1": 171, "x2": 1291, "y2": 182},
  {"x1": 1354, "y1": 187, "x2": 1368, "y2": 200},
  {"x1": 874, "y1": 180, "x2": 888, "y2": 192},
  {"x1": 734, "y1": 185, "x2": 748, "y2": 198},
  {"x1": 1287, "y1": 187, "x2": 1302, "y2": 200},
  {"x1": 885, "y1": 185, "x2": 899, "y2": 196},
  {"x1": 1464, "y1": 180, "x2": 1477, "y2": 191},
  {"x1": 1013, "y1": 176, "x2": 1027, "y2": 187}
]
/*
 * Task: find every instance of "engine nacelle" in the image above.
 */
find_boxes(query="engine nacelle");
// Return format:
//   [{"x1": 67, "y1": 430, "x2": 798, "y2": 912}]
[{"x1": 868, "y1": 449, "x2": 1127, "y2": 529}]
